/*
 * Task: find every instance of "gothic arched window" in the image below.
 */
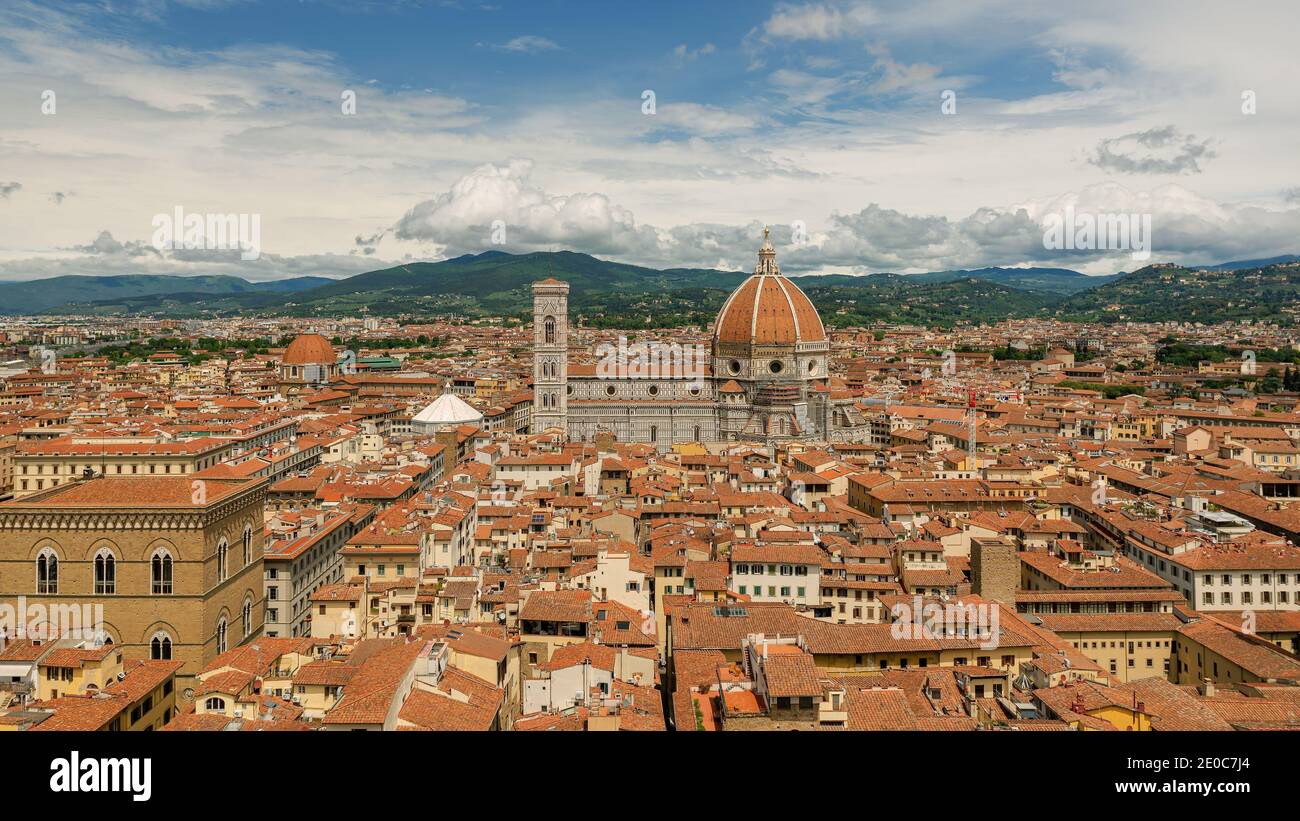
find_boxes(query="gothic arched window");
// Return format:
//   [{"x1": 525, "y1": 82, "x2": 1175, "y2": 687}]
[
  {"x1": 151, "y1": 549, "x2": 173, "y2": 595},
  {"x1": 150, "y1": 632, "x2": 173, "y2": 660},
  {"x1": 543, "y1": 316, "x2": 556, "y2": 345},
  {"x1": 93, "y1": 549, "x2": 116, "y2": 595},
  {"x1": 216, "y1": 540, "x2": 228, "y2": 583},
  {"x1": 36, "y1": 548, "x2": 58, "y2": 595}
]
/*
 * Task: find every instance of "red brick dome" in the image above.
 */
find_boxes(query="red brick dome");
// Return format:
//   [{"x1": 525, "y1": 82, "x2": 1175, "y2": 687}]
[
  {"x1": 281, "y1": 333, "x2": 336, "y2": 365},
  {"x1": 714, "y1": 231, "x2": 825, "y2": 347}
]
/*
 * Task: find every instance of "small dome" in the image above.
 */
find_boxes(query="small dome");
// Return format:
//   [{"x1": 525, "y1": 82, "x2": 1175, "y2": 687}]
[
  {"x1": 282, "y1": 333, "x2": 336, "y2": 365},
  {"x1": 714, "y1": 228, "x2": 826, "y2": 347}
]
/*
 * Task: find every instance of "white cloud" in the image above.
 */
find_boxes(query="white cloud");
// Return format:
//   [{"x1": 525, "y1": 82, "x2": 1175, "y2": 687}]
[
  {"x1": 390, "y1": 161, "x2": 1300, "y2": 274},
  {"x1": 392, "y1": 160, "x2": 652, "y2": 258},
  {"x1": 671, "y1": 43, "x2": 716, "y2": 63},
  {"x1": 763, "y1": 2, "x2": 875, "y2": 41},
  {"x1": 649, "y1": 103, "x2": 759, "y2": 136},
  {"x1": 493, "y1": 35, "x2": 560, "y2": 54},
  {"x1": 865, "y1": 43, "x2": 941, "y2": 94},
  {"x1": 1089, "y1": 126, "x2": 1218, "y2": 175},
  {"x1": 0, "y1": 0, "x2": 1296, "y2": 286}
]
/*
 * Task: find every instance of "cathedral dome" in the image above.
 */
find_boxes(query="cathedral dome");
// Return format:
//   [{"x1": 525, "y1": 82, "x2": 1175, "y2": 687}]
[
  {"x1": 281, "y1": 333, "x2": 336, "y2": 365},
  {"x1": 713, "y1": 229, "x2": 826, "y2": 347}
]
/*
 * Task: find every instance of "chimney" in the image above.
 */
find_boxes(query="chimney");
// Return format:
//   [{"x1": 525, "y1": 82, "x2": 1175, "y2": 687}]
[{"x1": 1199, "y1": 677, "x2": 1215, "y2": 697}]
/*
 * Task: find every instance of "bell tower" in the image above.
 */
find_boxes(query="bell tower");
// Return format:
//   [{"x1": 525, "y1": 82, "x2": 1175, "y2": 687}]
[{"x1": 531, "y1": 278, "x2": 569, "y2": 435}]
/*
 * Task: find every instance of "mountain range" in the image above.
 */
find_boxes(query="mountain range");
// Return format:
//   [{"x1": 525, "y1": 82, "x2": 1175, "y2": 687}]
[
  {"x1": 0, "y1": 252, "x2": 1295, "y2": 328},
  {"x1": 0, "y1": 274, "x2": 332, "y2": 314}
]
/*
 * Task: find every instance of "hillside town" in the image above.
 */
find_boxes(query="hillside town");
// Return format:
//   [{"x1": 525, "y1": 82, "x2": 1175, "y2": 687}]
[{"x1": 2, "y1": 245, "x2": 1300, "y2": 733}]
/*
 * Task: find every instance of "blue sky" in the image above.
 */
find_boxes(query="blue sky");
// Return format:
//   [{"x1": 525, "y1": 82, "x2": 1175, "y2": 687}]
[{"x1": 0, "y1": 0, "x2": 1297, "y2": 280}]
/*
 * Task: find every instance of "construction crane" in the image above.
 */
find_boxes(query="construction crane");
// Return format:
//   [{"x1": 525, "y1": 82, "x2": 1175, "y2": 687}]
[{"x1": 967, "y1": 386, "x2": 978, "y2": 474}]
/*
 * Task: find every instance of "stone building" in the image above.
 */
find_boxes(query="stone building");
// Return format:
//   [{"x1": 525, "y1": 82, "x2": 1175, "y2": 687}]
[{"x1": 0, "y1": 476, "x2": 268, "y2": 692}]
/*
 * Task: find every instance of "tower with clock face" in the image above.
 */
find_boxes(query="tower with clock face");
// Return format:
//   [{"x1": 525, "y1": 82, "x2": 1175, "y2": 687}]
[{"x1": 531, "y1": 278, "x2": 570, "y2": 434}]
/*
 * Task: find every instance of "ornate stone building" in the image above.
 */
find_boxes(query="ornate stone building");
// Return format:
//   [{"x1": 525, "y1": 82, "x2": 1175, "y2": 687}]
[
  {"x1": 0, "y1": 476, "x2": 268, "y2": 691},
  {"x1": 531, "y1": 277, "x2": 570, "y2": 434},
  {"x1": 531, "y1": 231, "x2": 873, "y2": 447}
]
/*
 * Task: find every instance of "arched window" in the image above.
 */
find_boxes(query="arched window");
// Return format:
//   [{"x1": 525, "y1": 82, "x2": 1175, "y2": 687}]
[
  {"x1": 36, "y1": 548, "x2": 58, "y2": 595},
  {"x1": 543, "y1": 316, "x2": 556, "y2": 345},
  {"x1": 216, "y1": 617, "x2": 228, "y2": 654},
  {"x1": 204, "y1": 697, "x2": 225, "y2": 712},
  {"x1": 216, "y1": 540, "x2": 228, "y2": 583},
  {"x1": 151, "y1": 549, "x2": 173, "y2": 595},
  {"x1": 93, "y1": 549, "x2": 116, "y2": 595},
  {"x1": 242, "y1": 526, "x2": 251, "y2": 566},
  {"x1": 649, "y1": 425, "x2": 658, "y2": 442},
  {"x1": 693, "y1": 425, "x2": 701, "y2": 443},
  {"x1": 150, "y1": 632, "x2": 173, "y2": 660},
  {"x1": 242, "y1": 598, "x2": 253, "y2": 639}
]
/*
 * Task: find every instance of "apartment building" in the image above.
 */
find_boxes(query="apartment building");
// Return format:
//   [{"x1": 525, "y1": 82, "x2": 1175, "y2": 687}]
[
  {"x1": 1122, "y1": 519, "x2": 1300, "y2": 612},
  {"x1": 263, "y1": 503, "x2": 377, "y2": 638},
  {"x1": 12, "y1": 437, "x2": 235, "y2": 497}
]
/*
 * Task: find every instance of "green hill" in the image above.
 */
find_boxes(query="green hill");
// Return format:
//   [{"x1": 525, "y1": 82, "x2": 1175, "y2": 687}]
[
  {"x1": 897, "y1": 266, "x2": 1118, "y2": 294},
  {"x1": 0, "y1": 274, "x2": 332, "y2": 314},
  {"x1": 1052, "y1": 262, "x2": 1300, "y2": 324}
]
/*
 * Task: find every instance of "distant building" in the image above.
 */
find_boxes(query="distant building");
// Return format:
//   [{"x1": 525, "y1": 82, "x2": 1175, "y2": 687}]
[{"x1": 278, "y1": 333, "x2": 340, "y2": 393}]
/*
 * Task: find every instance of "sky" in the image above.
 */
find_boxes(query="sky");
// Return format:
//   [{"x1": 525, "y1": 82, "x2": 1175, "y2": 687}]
[{"x1": 0, "y1": 0, "x2": 1297, "y2": 282}]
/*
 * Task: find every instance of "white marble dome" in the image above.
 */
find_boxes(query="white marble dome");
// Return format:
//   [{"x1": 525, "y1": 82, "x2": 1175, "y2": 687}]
[{"x1": 412, "y1": 392, "x2": 483, "y2": 434}]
